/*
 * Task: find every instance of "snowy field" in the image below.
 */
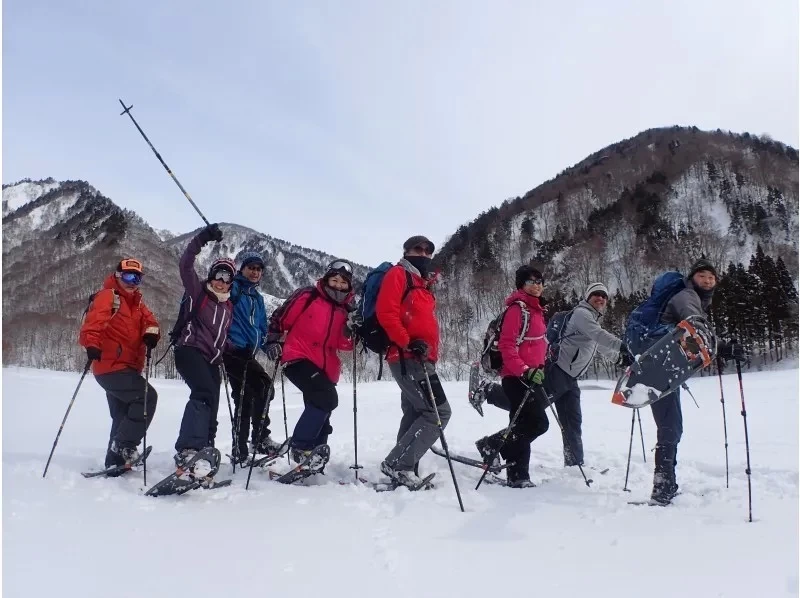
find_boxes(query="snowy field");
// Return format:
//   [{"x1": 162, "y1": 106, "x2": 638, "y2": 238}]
[{"x1": 4, "y1": 366, "x2": 798, "y2": 598}]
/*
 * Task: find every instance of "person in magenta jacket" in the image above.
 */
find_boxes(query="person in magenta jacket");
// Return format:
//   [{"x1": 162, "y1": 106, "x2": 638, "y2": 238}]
[
  {"x1": 265, "y1": 260, "x2": 356, "y2": 466},
  {"x1": 475, "y1": 265, "x2": 549, "y2": 487}
]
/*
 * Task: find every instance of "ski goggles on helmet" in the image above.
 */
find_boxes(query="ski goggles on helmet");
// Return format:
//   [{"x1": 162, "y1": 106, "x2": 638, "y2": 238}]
[
  {"x1": 211, "y1": 269, "x2": 233, "y2": 283},
  {"x1": 326, "y1": 260, "x2": 353, "y2": 279},
  {"x1": 119, "y1": 271, "x2": 142, "y2": 285},
  {"x1": 119, "y1": 258, "x2": 143, "y2": 274}
]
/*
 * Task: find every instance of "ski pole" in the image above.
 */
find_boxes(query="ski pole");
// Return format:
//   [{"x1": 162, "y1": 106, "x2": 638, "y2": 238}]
[
  {"x1": 717, "y1": 356, "x2": 730, "y2": 488},
  {"x1": 541, "y1": 386, "x2": 592, "y2": 487},
  {"x1": 419, "y1": 361, "x2": 464, "y2": 512},
  {"x1": 637, "y1": 409, "x2": 646, "y2": 463},
  {"x1": 623, "y1": 409, "x2": 635, "y2": 492},
  {"x1": 349, "y1": 343, "x2": 363, "y2": 482},
  {"x1": 246, "y1": 361, "x2": 282, "y2": 491},
  {"x1": 220, "y1": 364, "x2": 236, "y2": 473},
  {"x1": 143, "y1": 348, "x2": 152, "y2": 486},
  {"x1": 43, "y1": 359, "x2": 92, "y2": 478},
  {"x1": 281, "y1": 371, "x2": 289, "y2": 464},
  {"x1": 118, "y1": 99, "x2": 210, "y2": 225},
  {"x1": 735, "y1": 360, "x2": 753, "y2": 522},
  {"x1": 476, "y1": 387, "x2": 532, "y2": 490},
  {"x1": 233, "y1": 357, "x2": 251, "y2": 468}
]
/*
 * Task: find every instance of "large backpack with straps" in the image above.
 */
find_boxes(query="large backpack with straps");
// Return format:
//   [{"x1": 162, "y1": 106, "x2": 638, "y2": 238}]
[
  {"x1": 479, "y1": 301, "x2": 530, "y2": 376},
  {"x1": 356, "y1": 262, "x2": 413, "y2": 355},
  {"x1": 545, "y1": 308, "x2": 575, "y2": 364},
  {"x1": 624, "y1": 271, "x2": 686, "y2": 355},
  {"x1": 81, "y1": 289, "x2": 121, "y2": 323}
]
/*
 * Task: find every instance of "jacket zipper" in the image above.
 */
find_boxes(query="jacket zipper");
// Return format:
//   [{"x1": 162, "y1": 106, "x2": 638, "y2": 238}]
[{"x1": 321, "y1": 301, "x2": 335, "y2": 373}]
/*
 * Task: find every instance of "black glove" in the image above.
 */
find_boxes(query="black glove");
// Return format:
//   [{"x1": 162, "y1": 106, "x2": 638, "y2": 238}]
[
  {"x1": 343, "y1": 312, "x2": 364, "y2": 339},
  {"x1": 407, "y1": 339, "x2": 429, "y2": 359},
  {"x1": 264, "y1": 342, "x2": 282, "y2": 362},
  {"x1": 719, "y1": 340, "x2": 747, "y2": 363},
  {"x1": 86, "y1": 347, "x2": 102, "y2": 361},
  {"x1": 199, "y1": 223, "x2": 223, "y2": 245},
  {"x1": 616, "y1": 343, "x2": 634, "y2": 368},
  {"x1": 142, "y1": 333, "x2": 159, "y2": 350}
]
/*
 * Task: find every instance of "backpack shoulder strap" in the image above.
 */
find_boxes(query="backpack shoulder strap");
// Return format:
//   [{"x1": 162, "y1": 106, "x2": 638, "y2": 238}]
[{"x1": 513, "y1": 301, "x2": 534, "y2": 345}]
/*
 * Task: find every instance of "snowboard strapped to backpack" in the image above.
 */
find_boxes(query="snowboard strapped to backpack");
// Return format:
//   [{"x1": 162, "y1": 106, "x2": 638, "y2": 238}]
[
  {"x1": 479, "y1": 301, "x2": 530, "y2": 376},
  {"x1": 624, "y1": 271, "x2": 686, "y2": 355}
]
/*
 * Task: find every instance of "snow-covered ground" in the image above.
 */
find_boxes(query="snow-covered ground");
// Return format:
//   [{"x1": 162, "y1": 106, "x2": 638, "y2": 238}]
[{"x1": 4, "y1": 366, "x2": 798, "y2": 597}]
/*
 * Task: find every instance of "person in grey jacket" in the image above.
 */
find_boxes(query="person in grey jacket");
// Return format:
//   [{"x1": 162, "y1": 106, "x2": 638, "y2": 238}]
[
  {"x1": 172, "y1": 224, "x2": 235, "y2": 473},
  {"x1": 545, "y1": 282, "x2": 632, "y2": 467}
]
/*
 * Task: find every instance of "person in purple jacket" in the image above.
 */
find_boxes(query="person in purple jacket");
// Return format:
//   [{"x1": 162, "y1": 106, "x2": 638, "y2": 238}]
[{"x1": 173, "y1": 224, "x2": 235, "y2": 472}]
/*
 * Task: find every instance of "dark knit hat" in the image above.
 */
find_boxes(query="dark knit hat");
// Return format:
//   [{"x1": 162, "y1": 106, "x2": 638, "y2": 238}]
[
  {"x1": 403, "y1": 235, "x2": 435, "y2": 254},
  {"x1": 515, "y1": 265, "x2": 543, "y2": 289},
  {"x1": 239, "y1": 251, "x2": 265, "y2": 271},
  {"x1": 689, "y1": 259, "x2": 718, "y2": 279}
]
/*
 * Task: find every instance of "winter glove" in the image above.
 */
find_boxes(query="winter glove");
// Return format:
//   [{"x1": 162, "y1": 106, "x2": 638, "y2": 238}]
[
  {"x1": 718, "y1": 340, "x2": 747, "y2": 363},
  {"x1": 407, "y1": 339, "x2": 429, "y2": 360},
  {"x1": 142, "y1": 333, "x2": 159, "y2": 350},
  {"x1": 616, "y1": 343, "x2": 635, "y2": 368},
  {"x1": 86, "y1": 347, "x2": 102, "y2": 361},
  {"x1": 522, "y1": 367, "x2": 545, "y2": 386},
  {"x1": 264, "y1": 342, "x2": 283, "y2": 362},
  {"x1": 343, "y1": 312, "x2": 364, "y2": 339},
  {"x1": 199, "y1": 223, "x2": 223, "y2": 245}
]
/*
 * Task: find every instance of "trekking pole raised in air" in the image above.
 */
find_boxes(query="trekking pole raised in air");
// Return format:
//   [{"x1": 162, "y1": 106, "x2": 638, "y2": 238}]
[
  {"x1": 735, "y1": 360, "x2": 753, "y2": 522},
  {"x1": 220, "y1": 364, "x2": 237, "y2": 473},
  {"x1": 118, "y1": 99, "x2": 210, "y2": 225},
  {"x1": 349, "y1": 343, "x2": 363, "y2": 483},
  {"x1": 636, "y1": 408, "x2": 646, "y2": 463},
  {"x1": 246, "y1": 361, "x2": 282, "y2": 491},
  {"x1": 43, "y1": 360, "x2": 92, "y2": 478},
  {"x1": 623, "y1": 409, "x2": 636, "y2": 492},
  {"x1": 143, "y1": 349, "x2": 152, "y2": 486},
  {"x1": 420, "y1": 362, "x2": 464, "y2": 512},
  {"x1": 717, "y1": 356, "x2": 730, "y2": 488}
]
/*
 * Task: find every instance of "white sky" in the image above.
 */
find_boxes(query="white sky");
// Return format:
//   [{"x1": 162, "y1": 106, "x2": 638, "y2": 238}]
[{"x1": 3, "y1": 1, "x2": 798, "y2": 265}]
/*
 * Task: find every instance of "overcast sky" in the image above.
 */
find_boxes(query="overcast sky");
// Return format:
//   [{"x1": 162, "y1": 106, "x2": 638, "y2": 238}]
[{"x1": 4, "y1": 1, "x2": 798, "y2": 265}]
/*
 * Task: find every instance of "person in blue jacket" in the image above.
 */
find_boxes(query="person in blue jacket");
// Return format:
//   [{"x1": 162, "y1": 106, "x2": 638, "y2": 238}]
[{"x1": 223, "y1": 252, "x2": 282, "y2": 464}]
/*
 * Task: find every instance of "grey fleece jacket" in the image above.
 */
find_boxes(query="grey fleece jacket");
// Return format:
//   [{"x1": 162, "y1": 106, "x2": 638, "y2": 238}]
[{"x1": 555, "y1": 300, "x2": 623, "y2": 378}]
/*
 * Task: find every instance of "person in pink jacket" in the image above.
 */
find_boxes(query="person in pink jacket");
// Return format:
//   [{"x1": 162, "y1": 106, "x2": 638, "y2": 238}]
[
  {"x1": 475, "y1": 265, "x2": 549, "y2": 487},
  {"x1": 265, "y1": 260, "x2": 356, "y2": 466}
]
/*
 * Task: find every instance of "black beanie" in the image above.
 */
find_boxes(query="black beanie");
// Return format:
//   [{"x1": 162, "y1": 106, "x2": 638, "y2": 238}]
[
  {"x1": 515, "y1": 265, "x2": 543, "y2": 289},
  {"x1": 689, "y1": 259, "x2": 718, "y2": 279}
]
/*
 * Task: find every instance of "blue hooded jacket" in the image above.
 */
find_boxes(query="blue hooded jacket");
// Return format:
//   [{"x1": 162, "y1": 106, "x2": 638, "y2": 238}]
[{"x1": 228, "y1": 274, "x2": 268, "y2": 353}]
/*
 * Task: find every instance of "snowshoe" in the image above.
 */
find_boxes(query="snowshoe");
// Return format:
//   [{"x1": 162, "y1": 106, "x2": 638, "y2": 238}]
[
  {"x1": 145, "y1": 447, "x2": 231, "y2": 497},
  {"x1": 468, "y1": 361, "x2": 488, "y2": 417},
  {"x1": 82, "y1": 446, "x2": 153, "y2": 479},
  {"x1": 269, "y1": 444, "x2": 330, "y2": 484},
  {"x1": 613, "y1": 316, "x2": 716, "y2": 409},
  {"x1": 429, "y1": 444, "x2": 510, "y2": 474}
]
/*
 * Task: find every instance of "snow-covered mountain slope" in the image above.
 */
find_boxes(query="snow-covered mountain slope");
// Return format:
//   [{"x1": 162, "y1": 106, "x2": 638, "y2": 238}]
[{"x1": 6, "y1": 366, "x2": 797, "y2": 598}]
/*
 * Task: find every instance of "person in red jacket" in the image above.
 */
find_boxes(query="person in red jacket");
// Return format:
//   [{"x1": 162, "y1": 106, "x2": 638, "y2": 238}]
[
  {"x1": 475, "y1": 265, "x2": 549, "y2": 488},
  {"x1": 79, "y1": 258, "x2": 160, "y2": 471},
  {"x1": 265, "y1": 260, "x2": 356, "y2": 467},
  {"x1": 376, "y1": 235, "x2": 450, "y2": 488}
]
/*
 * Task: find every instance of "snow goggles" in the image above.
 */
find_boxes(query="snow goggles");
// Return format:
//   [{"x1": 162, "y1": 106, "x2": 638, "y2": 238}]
[
  {"x1": 119, "y1": 272, "x2": 142, "y2": 285},
  {"x1": 211, "y1": 269, "x2": 233, "y2": 283},
  {"x1": 327, "y1": 260, "x2": 353, "y2": 279}
]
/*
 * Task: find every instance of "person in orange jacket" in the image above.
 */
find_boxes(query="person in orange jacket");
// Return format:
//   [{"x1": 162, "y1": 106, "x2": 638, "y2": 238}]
[
  {"x1": 376, "y1": 235, "x2": 450, "y2": 488},
  {"x1": 79, "y1": 258, "x2": 160, "y2": 471}
]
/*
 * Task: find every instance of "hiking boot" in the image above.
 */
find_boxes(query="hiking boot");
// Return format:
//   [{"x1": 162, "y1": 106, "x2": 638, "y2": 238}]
[
  {"x1": 380, "y1": 461, "x2": 423, "y2": 487},
  {"x1": 119, "y1": 446, "x2": 141, "y2": 465},
  {"x1": 255, "y1": 435, "x2": 284, "y2": 456},
  {"x1": 508, "y1": 479, "x2": 536, "y2": 489},
  {"x1": 108, "y1": 442, "x2": 139, "y2": 467},
  {"x1": 291, "y1": 447, "x2": 312, "y2": 465},
  {"x1": 651, "y1": 472, "x2": 679, "y2": 505},
  {"x1": 475, "y1": 435, "x2": 502, "y2": 469}
]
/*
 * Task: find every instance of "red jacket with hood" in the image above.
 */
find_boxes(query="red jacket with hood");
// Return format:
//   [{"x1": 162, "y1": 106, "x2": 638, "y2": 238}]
[
  {"x1": 79, "y1": 274, "x2": 160, "y2": 376},
  {"x1": 268, "y1": 281, "x2": 354, "y2": 383},
  {"x1": 498, "y1": 289, "x2": 547, "y2": 378},
  {"x1": 376, "y1": 261, "x2": 439, "y2": 363}
]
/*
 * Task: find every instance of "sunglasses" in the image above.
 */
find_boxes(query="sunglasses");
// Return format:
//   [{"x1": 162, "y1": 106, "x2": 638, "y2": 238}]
[
  {"x1": 328, "y1": 260, "x2": 353, "y2": 276},
  {"x1": 589, "y1": 292, "x2": 608, "y2": 300},
  {"x1": 525, "y1": 278, "x2": 544, "y2": 286},
  {"x1": 120, "y1": 272, "x2": 142, "y2": 286},
  {"x1": 414, "y1": 244, "x2": 434, "y2": 256},
  {"x1": 211, "y1": 270, "x2": 233, "y2": 283}
]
